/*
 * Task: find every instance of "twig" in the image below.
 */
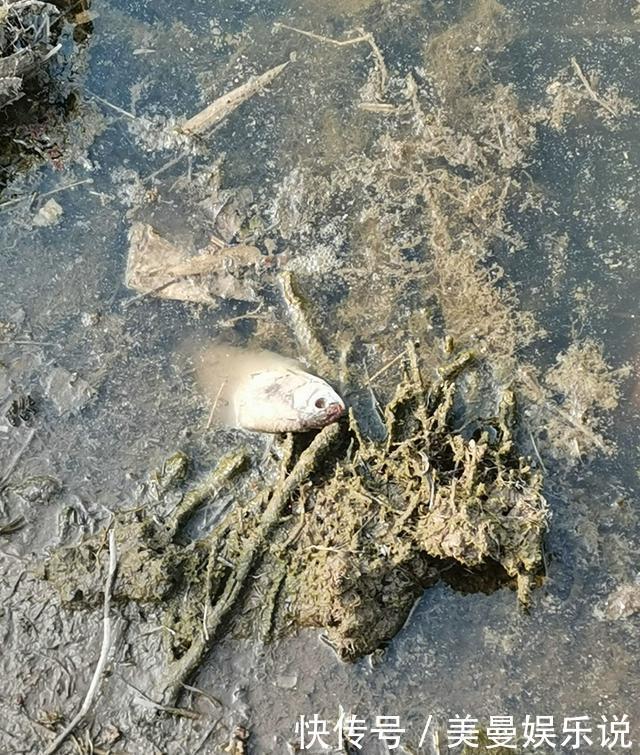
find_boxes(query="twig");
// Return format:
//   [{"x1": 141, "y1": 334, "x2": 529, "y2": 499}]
[
  {"x1": 181, "y1": 683, "x2": 223, "y2": 710},
  {"x1": 0, "y1": 428, "x2": 35, "y2": 492},
  {"x1": 358, "y1": 102, "x2": 397, "y2": 114},
  {"x1": 193, "y1": 720, "x2": 221, "y2": 753},
  {"x1": 202, "y1": 600, "x2": 209, "y2": 641},
  {"x1": 43, "y1": 529, "x2": 118, "y2": 755},
  {"x1": 121, "y1": 278, "x2": 183, "y2": 309},
  {"x1": 366, "y1": 349, "x2": 407, "y2": 385},
  {"x1": 38, "y1": 179, "x2": 93, "y2": 200},
  {"x1": 570, "y1": 57, "x2": 618, "y2": 117},
  {"x1": 5, "y1": 570, "x2": 25, "y2": 600},
  {"x1": 85, "y1": 89, "x2": 137, "y2": 120},
  {"x1": 0, "y1": 179, "x2": 92, "y2": 211},
  {"x1": 119, "y1": 676, "x2": 200, "y2": 720},
  {"x1": 142, "y1": 153, "x2": 187, "y2": 183},
  {"x1": 218, "y1": 302, "x2": 264, "y2": 328},
  {"x1": 205, "y1": 380, "x2": 226, "y2": 430},
  {"x1": 0, "y1": 193, "x2": 36, "y2": 209},
  {"x1": 275, "y1": 22, "x2": 370, "y2": 47},
  {"x1": 180, "y1": 60, "x2": 290, "y2": 135},
  {"x1": 40, "y1": 41, "x2": 61, "y2": 63},
  {"x1": 275, "y1": 22, "x2": 387, "y2": 94},
  {"x1": 528, "y1": 428, "x2": 547, "y2": 474}
]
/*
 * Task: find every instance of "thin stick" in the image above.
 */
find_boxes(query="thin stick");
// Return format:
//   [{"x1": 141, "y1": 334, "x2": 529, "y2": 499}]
[
  {"x1": 528, "y1": 428, "x2": 547, "y2": 474},
  {"x1": 0, "y1": 193, "x2": 36, "y2": 209},
  {"x1": 142, "y1": 153, "x2": 187, "y2": 183},
  {"x1": 275, "y1": 22, "x2": 371, "y2": 47},
  {"x1": 193, "y1": 720, "x2": 220, "y2": 754},
  {"x1": 43, "y1": 529, "x2": 118, "y2": 755},
  {"x1": 0, "y1": 179, "x2": 92, "y2": 210},
  {"x1": 180, "y1": 60, "x2": 289, "y2": 135},
  {"x1": 366, "y1": 349, "x2": 407, "y2": 385},
  {"x1": 202, "y1": 600, "x2": 209, "y2": 641},
  {"x1": 0, "y1": 428, "x2": 35, "y2": 491},
  {"x1": 85, "y1": 89, "x2": 137, "y2": 120},
  {"x1": 40, "y1": 41, "x2": 62, "y2": 62},
  {"x1": 218, "y1": 302, "x2": 264, "y2": 328},
  {"x1": 181, "y1": 682, "x2": 223, "y2": 710},
  {"x1": 38, "y1": 178, "x2": 94, "y2": 200},
  {"x1": 122, "y1": 278, "x2": 183, "y2": 309},
  {"x1": 358, "y1": 102, "x2": 397, "y2": 114},
  {"x1": 205, "y1": 380, "x2": 226, "y2": 430},
  {"x1": 119, "y1": 676, "x2": 200, "y2": 720},
  {"x1": 570, "y1": 57, "x2": 618, "y2": 117},
  {"x1": 275, "y1": 22, "x2": 387, "y2": 92}
]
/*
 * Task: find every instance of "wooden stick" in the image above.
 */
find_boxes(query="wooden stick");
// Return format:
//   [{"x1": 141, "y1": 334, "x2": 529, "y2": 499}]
[
  {"x1": 366, "y1": 349, "x2": 407, "y2": 385},
  {"x1": 180, "y1": 61, "x2": 289, "y2": 135},
  {"x1": 205, "y1": 380, "x2": 226, "y2": 430},
  {"x1": 275, "y1": 22, "x2": 387, "y2": 93}
]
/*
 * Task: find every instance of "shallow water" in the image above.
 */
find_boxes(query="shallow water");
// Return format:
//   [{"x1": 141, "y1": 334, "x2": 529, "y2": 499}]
[{"x1": 1, "y1": 0, "x2": 639, "y2": 753}]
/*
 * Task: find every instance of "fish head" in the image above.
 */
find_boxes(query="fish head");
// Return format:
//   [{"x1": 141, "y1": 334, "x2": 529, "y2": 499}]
[
  {"x1": 290, "y1": 376, "x2": 346, "y2": 431},
  {"x1": 235, "y1": 368, "x2": 345, "y2": 433}
]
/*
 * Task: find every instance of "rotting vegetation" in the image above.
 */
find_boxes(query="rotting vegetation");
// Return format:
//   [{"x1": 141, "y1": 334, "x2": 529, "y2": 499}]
[
  {"x1": 43, "y1": 342, "x2": 548, "y2": 705},
  {"x1": 38, "y1": 0, "x2": 633, "y2": 720},
  {"x1": 0, "y1": 0, "x2": 93, "y2": 192}
]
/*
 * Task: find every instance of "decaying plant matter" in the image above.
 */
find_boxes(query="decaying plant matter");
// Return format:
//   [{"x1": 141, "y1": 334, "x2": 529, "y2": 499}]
[
  {"x1": 0, "y1": 0, "x2": 61, "y2": 108},
  {"x1": 43, "y1": 342, "x2": 548, "y2": 703},
  {"x1": 0, "y1": 0, "x2": 93, "y2": 192}
]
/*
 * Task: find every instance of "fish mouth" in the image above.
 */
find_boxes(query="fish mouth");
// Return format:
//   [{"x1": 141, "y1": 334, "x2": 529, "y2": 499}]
[{"x1": 319, "y1": 401, "x2": 345, "y2": 425}]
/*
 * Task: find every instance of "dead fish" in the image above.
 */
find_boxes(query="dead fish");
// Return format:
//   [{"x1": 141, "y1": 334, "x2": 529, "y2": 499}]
[{"x1": 194, "y1": 345, "x2": 345, "y2": 433}]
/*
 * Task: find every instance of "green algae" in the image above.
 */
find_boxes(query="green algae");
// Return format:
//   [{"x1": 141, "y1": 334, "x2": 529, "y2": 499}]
[{"x1": 269, "y1": 345, "x2": 547, "y2": 660}]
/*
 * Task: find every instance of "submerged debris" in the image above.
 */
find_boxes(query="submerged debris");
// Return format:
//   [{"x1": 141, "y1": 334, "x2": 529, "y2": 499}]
[
  {"x1": 43, "y1": 366, "x2": 93, "y2": 415},
  {"x1": 180, "y1": 60, "x2": 289, "y2": 136},
  {"x1": 544, "y1": 58, "x2": 636, "y2": 130},
  {"x1": 520, "y1": 340, "x2": 630, "y2": 462},
  {"x1": 599, "y1": 581, "x2": 640, "y2": 621},
  {"x1": 0, "y1": 0, "x2": 93, "y2": 192},
  {"x1": 0, "y1": 0, "x2": 61, "y2": 109},
  {"x1": 32, "y1": 197, "x2": 63, "y2": 227},
  {"x1": 125, "y1": 222, "x2": 265, "y2": 305}
]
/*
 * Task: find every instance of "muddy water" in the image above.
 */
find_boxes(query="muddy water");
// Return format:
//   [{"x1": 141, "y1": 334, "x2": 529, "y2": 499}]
[{"x1": 1, "y1": 0, "x2": 639, "y2": 753}]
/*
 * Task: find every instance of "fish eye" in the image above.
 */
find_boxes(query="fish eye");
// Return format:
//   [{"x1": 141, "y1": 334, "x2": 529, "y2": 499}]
[{"x1": 315, "y1": 397, "x2": 327, "y2": 409}]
